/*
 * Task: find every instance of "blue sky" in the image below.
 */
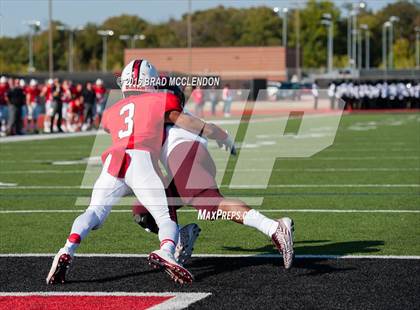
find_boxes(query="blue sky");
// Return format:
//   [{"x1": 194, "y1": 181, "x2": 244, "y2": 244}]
[{"x1": 1, "y1": 0, "x2": 395, "y2": 37}]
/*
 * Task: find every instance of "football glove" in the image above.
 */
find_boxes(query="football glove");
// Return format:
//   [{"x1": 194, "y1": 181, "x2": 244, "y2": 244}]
[
  {"x1": 217, "y1": 132, "x2": 237, "y2": 155},
  {"x1": 133, "y1": 212, "x2": 159, "y2": 234}
]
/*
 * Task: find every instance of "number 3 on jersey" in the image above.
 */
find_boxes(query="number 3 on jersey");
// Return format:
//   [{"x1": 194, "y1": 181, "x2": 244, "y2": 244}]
[{"x1": 118, "y1": 103, "x2": 135, "y2": 139}]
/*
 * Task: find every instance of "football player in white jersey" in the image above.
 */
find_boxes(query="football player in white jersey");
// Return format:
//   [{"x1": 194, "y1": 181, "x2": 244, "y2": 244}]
[{"x1": 133, "y1": 86, "x2": 295, "y2": 269}]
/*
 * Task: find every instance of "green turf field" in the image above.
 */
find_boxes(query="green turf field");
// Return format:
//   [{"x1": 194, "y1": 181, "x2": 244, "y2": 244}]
[{"x1": 0, "y1": 113, "x2": 419, "y2": 255}]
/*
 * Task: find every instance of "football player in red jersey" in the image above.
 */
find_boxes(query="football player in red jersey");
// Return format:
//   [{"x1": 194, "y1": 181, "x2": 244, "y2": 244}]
[
  {"x1": 0, "y1": 76, "x2": 10, "y2": 136},
  {"x1": 47, "y1": 59, "x2": 235, "y2": 285},
  {"x1": 67, "y1": 83, "x2": 83, "y2": 132},
  {"x1": 93, "y1": 78, "x2": 107, "y2": 125},
  {"x1": 25, "y1": 79, "x2": 42, "y2": 133},
  {"x1": 60, "y1": 80, "x2": 72, "y2": 132},
  {"x1": 41, "y1": 79, "x2": 54, "y2": 133},
  {"x1": 132, "y1": 86, "x2": 294, "y2": 269}
]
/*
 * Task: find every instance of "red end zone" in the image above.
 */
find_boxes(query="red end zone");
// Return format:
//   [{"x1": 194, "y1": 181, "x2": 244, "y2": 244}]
[{"x1": 0, "y1": 292, "x2": 211, "y2": 310}]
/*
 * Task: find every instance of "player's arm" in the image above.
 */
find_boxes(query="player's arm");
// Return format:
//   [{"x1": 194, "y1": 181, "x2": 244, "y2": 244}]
[{"x1": 166, "y1": 110, "x2": 236, "y2": 154}]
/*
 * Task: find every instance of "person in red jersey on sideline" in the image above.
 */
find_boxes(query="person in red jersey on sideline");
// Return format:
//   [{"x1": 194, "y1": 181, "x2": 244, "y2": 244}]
[
  {"x1": 93, "y1": 78, "x2": 107, "y2": 125},
  {"x1": 25, "y1": 79, "x2": 42, "y2": 133},
  {"x1": 47, "y1": 59, "x2": 235, "y2": 285}
]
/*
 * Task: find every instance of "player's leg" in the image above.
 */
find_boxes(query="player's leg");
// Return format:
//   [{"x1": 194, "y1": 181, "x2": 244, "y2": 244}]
[
  {"x1": 125, "y1": 149, "x2": 193, "y2": 283},
  {"x1": 132, "y1": 180, "x2": 201, "y2": 266},
  {"x1": 47, "y1": 155, "x2": 130, "y2": 284},
  {"x1": 125, "y1": 150, "x2": 178, "y2": 253},
  {"x1": 170, "y1": 141, "x2": 294, "y2": 268}
]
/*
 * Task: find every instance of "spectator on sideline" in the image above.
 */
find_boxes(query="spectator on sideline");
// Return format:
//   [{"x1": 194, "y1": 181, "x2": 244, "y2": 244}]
[
  {"x1": 328, "y1": 82, "x2": 336, "y2": 110},
  {"x1": 192, "y1": 86, "x2": 204, "y2": 118},
  {"x1": 41, "y1": 78, "x2": 54, "y2": 133},
  {"x1": 50, "y1": 79, "x2": 63, "y2": 133},
  {"x1": 0, "y1": 76, "x2": 10, "y2": 136},
  {"x1": 222, "y1": 84, "x2": 233, "y2": 118},
  {"x1": 60, "y1": 80, "x2": 72, "y2": 132},
  {"x1": 312, "y1": 82, "x2": 319, "y2": 110},
  {"x1": 26, "y1": 79, "x2": 42, "y2": 133},
  {"x1": 81, "y1": 82, "x2": 96, "y2": 131},
  {"x1": 209, "y1": 86, "x2": 218, "y2": 116},
  {"x1": 6, "y1": 79, "x2": 26, "y2": 135},
  {"x1": 93, "y1": 78, "x2": 106, "y2": 125}
]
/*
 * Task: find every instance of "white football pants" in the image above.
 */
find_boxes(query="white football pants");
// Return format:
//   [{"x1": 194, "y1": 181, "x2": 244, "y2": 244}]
[{"x1": 67, "y1": 149, "x2": 178, "y2": 253}]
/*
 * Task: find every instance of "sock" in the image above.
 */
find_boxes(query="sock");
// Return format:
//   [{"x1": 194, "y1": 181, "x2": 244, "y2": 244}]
[
  {"x1": 160, "y1": 239, "x2": 176, "y2": 253},
  {"x1": 62, "y1": 209, "x2": 101, "y2": 256},
  {"x1": 63, "y1": 233, "x2": 81, "y2": 256},
  {"x1": 157, "y1": 219, "x2": 179, "y2": 254},
  {"x1": 243, "y1": 209, "x2": 278, "y2": 237}
]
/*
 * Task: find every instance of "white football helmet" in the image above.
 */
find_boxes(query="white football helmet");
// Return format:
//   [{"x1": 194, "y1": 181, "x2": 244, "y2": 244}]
[
  {"x1": 119, "y1": 59, "x2": 158, "y2": 96},
  {"x1": 0, "y1": 76, "x2": 7, "y2": 84},
  {"x1": 29, "y1": 79, "x2": 38, "y2": 87}
]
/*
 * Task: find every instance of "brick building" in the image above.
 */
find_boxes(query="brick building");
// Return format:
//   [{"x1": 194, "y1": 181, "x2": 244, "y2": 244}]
[{"x1": 125, "y1": 46, "x2": 297, "y2": 81}]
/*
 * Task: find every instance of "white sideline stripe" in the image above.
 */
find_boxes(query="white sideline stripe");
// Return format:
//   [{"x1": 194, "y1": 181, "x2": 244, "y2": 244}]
[
  {"x1": 0, "y1": 292, "x2": 211, "y2": 309},
  {"x1": 0, "y1": 253, "x2": 419, "y2": 260},
  {"x1": 1, "y1": 184, "x2": 419, "y2": 190},
  {"x1": 1, "y1": 209, "x2": 419, "y2": 214},
  {"x1": 228, "y1": 184, "x2": 420, "y2": 188},
  {"x1": 1, "y1": 156, "x2": 418, "y2": 163},
  {"x1": 1, "y1": 167, "x2": 420, "y2": 174}
]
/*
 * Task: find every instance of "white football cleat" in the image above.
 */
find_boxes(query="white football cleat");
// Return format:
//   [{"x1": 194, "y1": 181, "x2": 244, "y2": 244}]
[
  {"x1": 46, "y1": 249, "x2": 72, "y2": 284},
  {"x1": 271, "y1": 217, "x2": 294, "y2": 269},
  {"x1": 148, "y1": 249, "x2": 194, "y2": 284},
  {"x1": 175, "y1": 223, "x2": 201, "y2": 265}
]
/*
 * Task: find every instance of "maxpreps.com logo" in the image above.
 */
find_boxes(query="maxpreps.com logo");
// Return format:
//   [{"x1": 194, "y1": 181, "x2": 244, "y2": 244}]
[{"x1": 198, "y1": 209, "x2": 249, "y2": 221}]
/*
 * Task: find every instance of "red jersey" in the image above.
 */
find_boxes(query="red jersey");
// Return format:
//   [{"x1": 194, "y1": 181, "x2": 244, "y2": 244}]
[
  {"x1": 43, "y1": 85, "x2": 53, "y2": 101},
  {"x1": 93, "y1": 85, "x2": 106, "y2": 99},
  {"x1": 0, "y1": 84, "x2": 9, "y2": 106},
  {"x1": 101, "y1": 92, "x2": 182, "y2": 177},
  {"x1": 69, "y1": 98, "x2": 83, "y2": 114},
  {"x1": 27, "y1": 86, "x2": 41, "y2": 104}
]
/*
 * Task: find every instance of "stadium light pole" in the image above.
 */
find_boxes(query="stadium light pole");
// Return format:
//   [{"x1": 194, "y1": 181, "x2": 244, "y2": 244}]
[
  {"x1": 321, "y1": 14, "x2": 333, "y2": 73},
  {"x1": 382, "y1": 22, "x2": 390, "y2": 71},
  {"x1": 97, "y1": 29, "x2": 114, "y2": 73},
  {"x1": 360, "y1": 24, "x2": 370, "y2": 69},
  {"x1": 57, "y1": 25, "x2": 83, "y2": 72},
  {"x1": 350, "y1": 1, "x2": 366, "y2": 71},
  {"x1": 119, "y1": 34, "x2": 145, "y2": 48},
  {"x1": 415, "y1": 27, "x2": 420, "y2": 69},
  {"x1": 351, "y1": 9, "x2": 357, "y2": 70},
  {"x1": 23, "y1": 20, "x2": 41, "y2": 72},
  {"x1": 282, "y1": 8, "x2": 288, "y2": 47},
  {"x1": 48, "y1": 0, "x2": 53, "y2": 78},
  {"x1": 274, "y1": 7, "x2": 290, "y2": 47},
  {"x1": 388, "y1": 16, "x2": 399, "y2": 70},
  {"x1": 347, "y1": 9, "x2": 352, "y2": 68},
  {"x1": 357, "y1": 25, "x2": 362, "y2": 70}
]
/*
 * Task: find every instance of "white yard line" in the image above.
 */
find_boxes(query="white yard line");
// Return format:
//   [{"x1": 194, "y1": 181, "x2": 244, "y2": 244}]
[
  {"x1": 0, "y1": 130, "x2": 105, "y2": 143},
  {"x1": 0, "y1": 209, "x2": 419, "y2": 214},
  {"x1": 0, "y1": 184, "x2": 419, "y2": 190},
  {"x1": 0, "y1": 253, "x2": 419, "y2": 259}
]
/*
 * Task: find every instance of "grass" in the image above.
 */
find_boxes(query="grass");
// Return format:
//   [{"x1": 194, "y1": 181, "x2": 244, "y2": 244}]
[{"x1": 0, "y1": 112, "x2": 419, "y2": 255}]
